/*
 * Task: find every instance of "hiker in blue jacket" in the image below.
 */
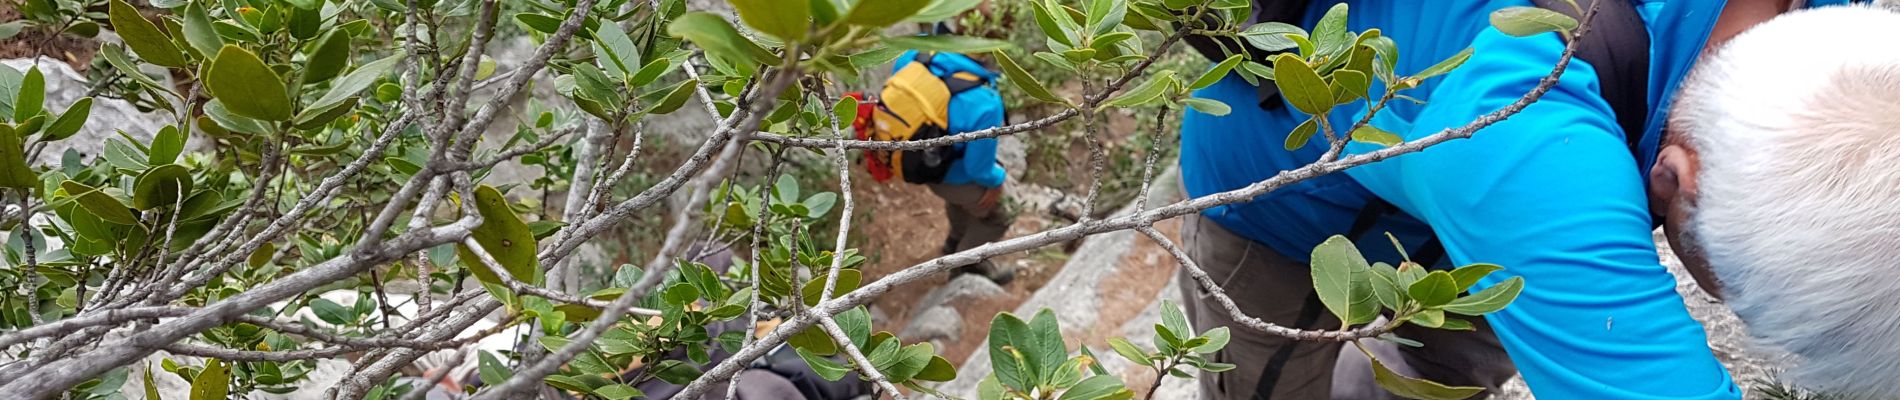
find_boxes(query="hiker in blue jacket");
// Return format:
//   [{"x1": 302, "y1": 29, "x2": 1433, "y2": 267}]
[
  {"x1": 887, "y1": 49, "x2": 1018, "y2": 284},
  {"x1": 1175, "y1": 1, "x2": 1900, "y2": 399}
]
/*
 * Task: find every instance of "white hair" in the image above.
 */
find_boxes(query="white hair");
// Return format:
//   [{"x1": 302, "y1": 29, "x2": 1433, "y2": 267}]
[{"x1": 1671, "y1": 4, "x2": 1900, "y2": 395}]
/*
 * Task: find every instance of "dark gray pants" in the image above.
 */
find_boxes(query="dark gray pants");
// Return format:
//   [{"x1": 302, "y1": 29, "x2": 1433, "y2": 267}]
[
  {"x1": 1176, "y1": 215, "x2": 1517, "y2": 399},
  {"x1": 927, "y1": 183, "x2": 1011, "y2": 267}
]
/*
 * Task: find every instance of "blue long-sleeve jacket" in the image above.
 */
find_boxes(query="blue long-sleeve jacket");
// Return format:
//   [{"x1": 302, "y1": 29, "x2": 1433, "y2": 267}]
[
  {"x1": 1181, "y1": 0, "x2": 1860, "y2": 397},
  {"x1": 893, "y1": 51, "x2": 1008, "y2": 188}
]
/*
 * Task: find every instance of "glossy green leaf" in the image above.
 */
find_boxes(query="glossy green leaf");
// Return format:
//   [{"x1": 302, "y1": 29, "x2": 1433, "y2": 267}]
[
  {"x1": 1368, "y1": 348, "x2": 1483, "y2": 399},
  {"x1": 1311, "y1": 3, "x2": 1353, "y2": 60},
  {"x1": 1443, "y1": 276, "x2": 1523, "y2": 316},
  {"x1": 180, "y1": 3, "x2": 221, "y2": 58},
  {"x1": 995, "y1": 51, "x2": 1066, "y2": 105},
  {"x1": 1410, "y1": 308, "x2": 1446, "y2": 328},
  {"x1": 593, "y1": 21, "x2": 642, "y2": 78},
  {"x1": 1311, "y1": 235, "x2": 1380, "y2": 325},
  {"x1": 1101, "y1": 70, "x2": 1175, "y2": 109},
  {"x1": 0, "y1": 65, "x2": 21, "y2": 120},
  {"x1": 308, "y1": 297, "x2": 353, "y2": 325},
  {"x1": 1241, "y1": 22, "x2": 1304, "y2": 52},
  {"x1": 1061, "y1": 375, "x2": 1134, "y2": 400},
  {"x1": 593, "y1": 384, "x2": 643, "y2": 400},
  {"x1": 1447, "y1": 263, "x2": 1503, "y2": 292},
  {"x1": 1085, "y1": 0, "x2": 1126, "y2": 35},
  {"x1": 456, "y1": 185, "x2": 541, "y2": 293},
  {"x1": 642, "y1": 78, "x2": 698, "y2": 115},
  {"x1": 801, "y1": 269, "x2": 862, "y2": 306},
  {"x1": 1368, "y1": 262, "x2": 1405, "y2": 310},
  {"x1": 1160, "y1": 298, "x2": 1192, "y2": 340},
  {"x1": 669, "y1": 12, "x2": 780, "y2": 66},
  {"x1": 987, "y1": 312, "x2": 1036, "y2": 390},
  {"x1": 188, "y1": 359, "x2": 229, "y2": 400},
  {"x1": 302, "y1": 31, "x2": 352, "y2": 85},
  {"x1": 1489, "y1": 6, "x2": 1578, "y2": 37},
  {"x1": 1194, "y1": 326, "x2": 1231, "y2": 354},
  {"x1": 202, "y1": 99, "x2": 269, "y2": 135},
  {"x1": 1332, "y1": 70, "x2": 1369, "y2": 103},
  {"x1": 1191, "y1": 54, "x2": 1244, "y2": 90},
  {"x1": 0, "y1": 125, "x2": 33, "y2": 190},
  {"x1": 1408, "y1": 271, "x2": 1459, "y2": 307},
  {"x1": 148, "y1": 126, "x2": 184, "y2": 165},
  {"x1": 914, "y1": 355, "x2": 956, "y2": 381},
  {"x1": 628, "y1": 58, "x2": 673, "y2": 88},
  {"x1": 910, "y1": 0, "x2": 982, "y2": 23},
  {"x1": 831, "y1": 95, "x2": 858, "y2": 128},
  {"x1": 42, "y1": 97, "x2": 91, "y2": 141},
  {"x1": 132, "y1": 164, "x2": 192, "y2": 210},
  {"x1": 143, "y1": 363, "x2": 161, "y2": 400},
  {"x1": 731, "y1": 0, "x2": 810, "y2": 40},
  {"x1": 1414, "y1": 47, "x2": 1472, "y2": 81},
  {"x1": 293, "y1": 96, "x2": 358, "y2": 130},
  {"x1": 1181, "y1": 98, "x2": 1231, "y2": 117},
  {"x1": 887, "y1": 35, "x2": 1014, "y2": 53},
  {"x1": 796, "y1": 347, "x2": 851, "y2": 381},
  {"x1": 312, "y1": 53, "x2": 403, "y2": 114},
  {"x1": 1352, "y1": 125, "x2": 1402, "y2": 147},
  {"x1": 207, "y1": 45, "x2": 291, "y2": 121},
  {"x1": 14, "y1": 67, "x2": 42, "y2": 122},
  {"x1": 1029, "y1": 0, "x2": 1075, "y2": 47},
  {"x1": 1273, "y1": 53, "x2": 1332, "y2": 115},
  {"x1": 61, "y1": 181, "x2": 137, "y2": 225},
  {"x1": 841, "y1": 0, "x2": 930, "y2": 26},
  {"x1": 110, "y1": 0, "x2": 186, "y2": 67},
  {"x1": 1283, "y1": 116, "x2": 1318, "y2": 150}
]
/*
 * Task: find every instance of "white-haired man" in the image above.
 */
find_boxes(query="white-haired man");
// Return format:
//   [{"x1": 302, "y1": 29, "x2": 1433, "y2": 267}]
[{"x1": 1175, "y1": 0, "x2": 1900, "y2": 399}]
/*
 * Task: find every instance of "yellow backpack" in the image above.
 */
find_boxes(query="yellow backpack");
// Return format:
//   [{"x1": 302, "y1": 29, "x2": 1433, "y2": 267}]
[{"x1": 862, "y1": 52, "x2": 988, "y2": 184}]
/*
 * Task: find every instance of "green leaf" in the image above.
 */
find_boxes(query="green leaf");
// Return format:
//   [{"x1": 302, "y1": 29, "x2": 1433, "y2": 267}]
[
  {"x1": 60, "y1": 181, "x2": 137, "y2": 225},
  {"x1": 831, "y1": 96, "x2": 858, "y2": 128},
  {"x1": 188, "y1": 359, "x2": 229, "y2": 400},
  {"x1": 14, "y1": 67, "x2": 42, "y2": 122},
  {"x1": 133, "y1": 164, "x2": 192, "y2": 210},
  {"x1": 308, "y1": 298, "x2": 352, "y2": 325},
  {"x1": 668, "y1": 12, "x2": 779, "y2": 66},
  {"x1": 206, "y1": 45, "x2": 291, "y2": 121},
  {"x1": 148, "y1": 126, "x2": 184, "y2": 165},
  {"x1": 1351, "y1": 125, "x2": 1402, "y2": 147},
  {"x1": 629, "y1": 58, "x2": 674, "y2": 88},
  {"x1": 887, "y1": 35, "x2": 1014, "y2": 53},
  {"x1": 1102, "y1": 70, "x2": 1175, "y2": 110},
  {"x1": 796, "y1": 347, "x2": 852, "y2": 381},
  {"x1": 1443, "y1": 276, "x2": 1524, "y2": 316},
  {"x1": 651, "y1": 360, "x2": 703, "y2": 385},
  {"x1": 1192, "y1": 54, "x2": 1244, "y2": 90},
  {"x1": 0, "y1": 65, "x2": 21, "y2": 120},
  {"x1": 643, "y1": 79, "x2": 699, "y2": 115},
  {"x1": 1410, "y1": 308, "x2": 1446, "y2": 328},
  {"x1": 1085, "y1": 0, "x2": 1126, "y2": 35},
  {"x1": 144, "y1": 363, "x2": 162, "y2": 400},
  {"x1": 1273, "y1": 53, "x2": 1332, "y2": 115},
  {"x1": 302, "y1": 31, "x2": 352, "y2": 85},
  {"x1": 1061, "y1": 375, "x2": 1134, "y2": 400},
  {"x1": 1029, "y1": 0, "x2": 1075, "y2": 47},
  {"x1": 1367, "y1": 348, "x2": 1483, "y2": 399},
  {"x1": 1160, "y1": 298, "x2": 1192, "y2": 340},
  {"x1": 1408, "y1": 271, "x2": 1459, "y2": 307},
  {"x1": 294, "y1": 97, "x2": 358, "y2": 130},
  {"x1": 1310, "y1": 235, "x2": 1380, "y2": 325},
  {"x1": 0, "y1": 125, "x2": 33, "y2": 190},
  {"x1": 994, "y1": 51, "x2": 1066, "y2": 105},
  {"x1": 42, "y1": 97, "x2": 91, "y2": 141},
  {"x1": 910, "y1": 0, "x2": 982, "y2": 23},
  {"x1": 1194, "y1": 326, "x2": 1230, "y2": 354},
  {"x1": 1414, "y1": 47, "x2": 1472, "y2": 81},
  {"x1": 1368, "y1": 262, "x2": 1405, "y2": 310},
  {"x1": 1240, "y1": 22, "x2": 1305, "y2": 52},
  {"x1": 1447, "y1": 263, "x2": 1503, "y2": 292},
  {"x1": 1332, "y1": 70, "x2": 1370, "y2": 103},
  {"x1": 841, "y1": 0, "x2": 930, "y2": 26},
  {"x1": 731, "y1": 0, "x2": 810, "y2": 40},
  {"x1": 1107, "y1": 338, "x2": 1148, "y2": 364},
  {"x1": 801, "y1": 268, "x2": 862, "y2": 306},
  {"x1": 987, "y1": 312, "x2": 1036, "y2": 391},
  {"x1": 593, "y1": 384, "x2": 643, "y2": 400},
  {"x1": 456, "y1": 185, "x2": 541, "y2": 296},
  {"x1": 593, "y1": 22, "x2": 643, "y2": 77},
  {"x1": 181, "y1": 3, "x2": 222, "y2": 59},
  {"x1": 915, "y1": 355, "x2": 956, "y2": 381},
  {"x1": 312, "y1": 53, "x2": 404, "y2": 114},
  {"x1": 1489, "y1": 6, "x2": 1579, "y2": 37},
  {"x1": 1181, "y1": 98, "x2": 1231, "y2": 117},
  {"x1": 110, "y1": 0, "x2": 186, "y2": 68},
  {"x1": 1283, "y1": 116, "x2": 1318, "y2": 150},
  {"x1": 1311, "y1": 3, "x2": 1353, "y2": 60}
]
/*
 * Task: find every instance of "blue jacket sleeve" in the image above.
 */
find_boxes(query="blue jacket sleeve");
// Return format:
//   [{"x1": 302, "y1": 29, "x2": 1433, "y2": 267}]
[
  {"x1": 950, "y1": 87, "x2": 1007, "y2": 188},
  {"x1": 1343, "y1": 28, "x2": 1742, "y2": 399}
]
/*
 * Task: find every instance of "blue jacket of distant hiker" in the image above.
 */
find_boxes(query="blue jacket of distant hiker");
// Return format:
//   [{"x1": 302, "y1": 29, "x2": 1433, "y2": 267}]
[
  {"x1": 894, "y1": 50, "x2": 1008, "y2": 188},
  {"x1": 1178, "y1": 0, "x2": 1863, "y2": 398}
]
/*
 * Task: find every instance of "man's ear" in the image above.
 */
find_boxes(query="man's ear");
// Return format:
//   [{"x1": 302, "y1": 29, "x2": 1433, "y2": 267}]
[{"x1": 1648, "y1": 144, "x2": 1701, "y2": 217}]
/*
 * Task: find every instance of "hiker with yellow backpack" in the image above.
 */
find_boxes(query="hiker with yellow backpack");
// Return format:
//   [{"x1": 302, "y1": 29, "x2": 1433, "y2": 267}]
[{"x1": 848, "y1": 49, "x2": 1016, "y2": 285}]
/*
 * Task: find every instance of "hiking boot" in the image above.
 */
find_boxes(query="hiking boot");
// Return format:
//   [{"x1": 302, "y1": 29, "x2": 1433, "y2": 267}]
[{"x1": 957, "y1": 260, "x2": 1015, "y2": 285}]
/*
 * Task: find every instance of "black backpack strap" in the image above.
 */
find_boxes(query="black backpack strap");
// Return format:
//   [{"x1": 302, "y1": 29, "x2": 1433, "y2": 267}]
[
  {"x1": 912, "y1": 50, "x2": 990, "y2": 94},
  {"x1": 1534, "y1": 0, "x2": 1652, "y2": 149}
]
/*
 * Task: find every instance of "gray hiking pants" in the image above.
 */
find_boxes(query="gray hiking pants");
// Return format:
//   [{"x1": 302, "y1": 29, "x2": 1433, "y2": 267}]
[
  {"x1": 1176, "y1": 215, "x2": 1518, "y2": 399},
  {"x1": 927, "y1": 183, "x2": 1011, "y2": 268}
]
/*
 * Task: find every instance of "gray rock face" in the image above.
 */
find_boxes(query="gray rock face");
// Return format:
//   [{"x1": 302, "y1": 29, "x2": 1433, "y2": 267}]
[
  {"x1": 3, "y1": 57, "x2": 174, "y2": 165},
  {"x1": 901, "y1": 305, "x2": 963, "y2": 343},
  {"x1": 916, "y1": 273, "x2": 1007, "y2": 312}
]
